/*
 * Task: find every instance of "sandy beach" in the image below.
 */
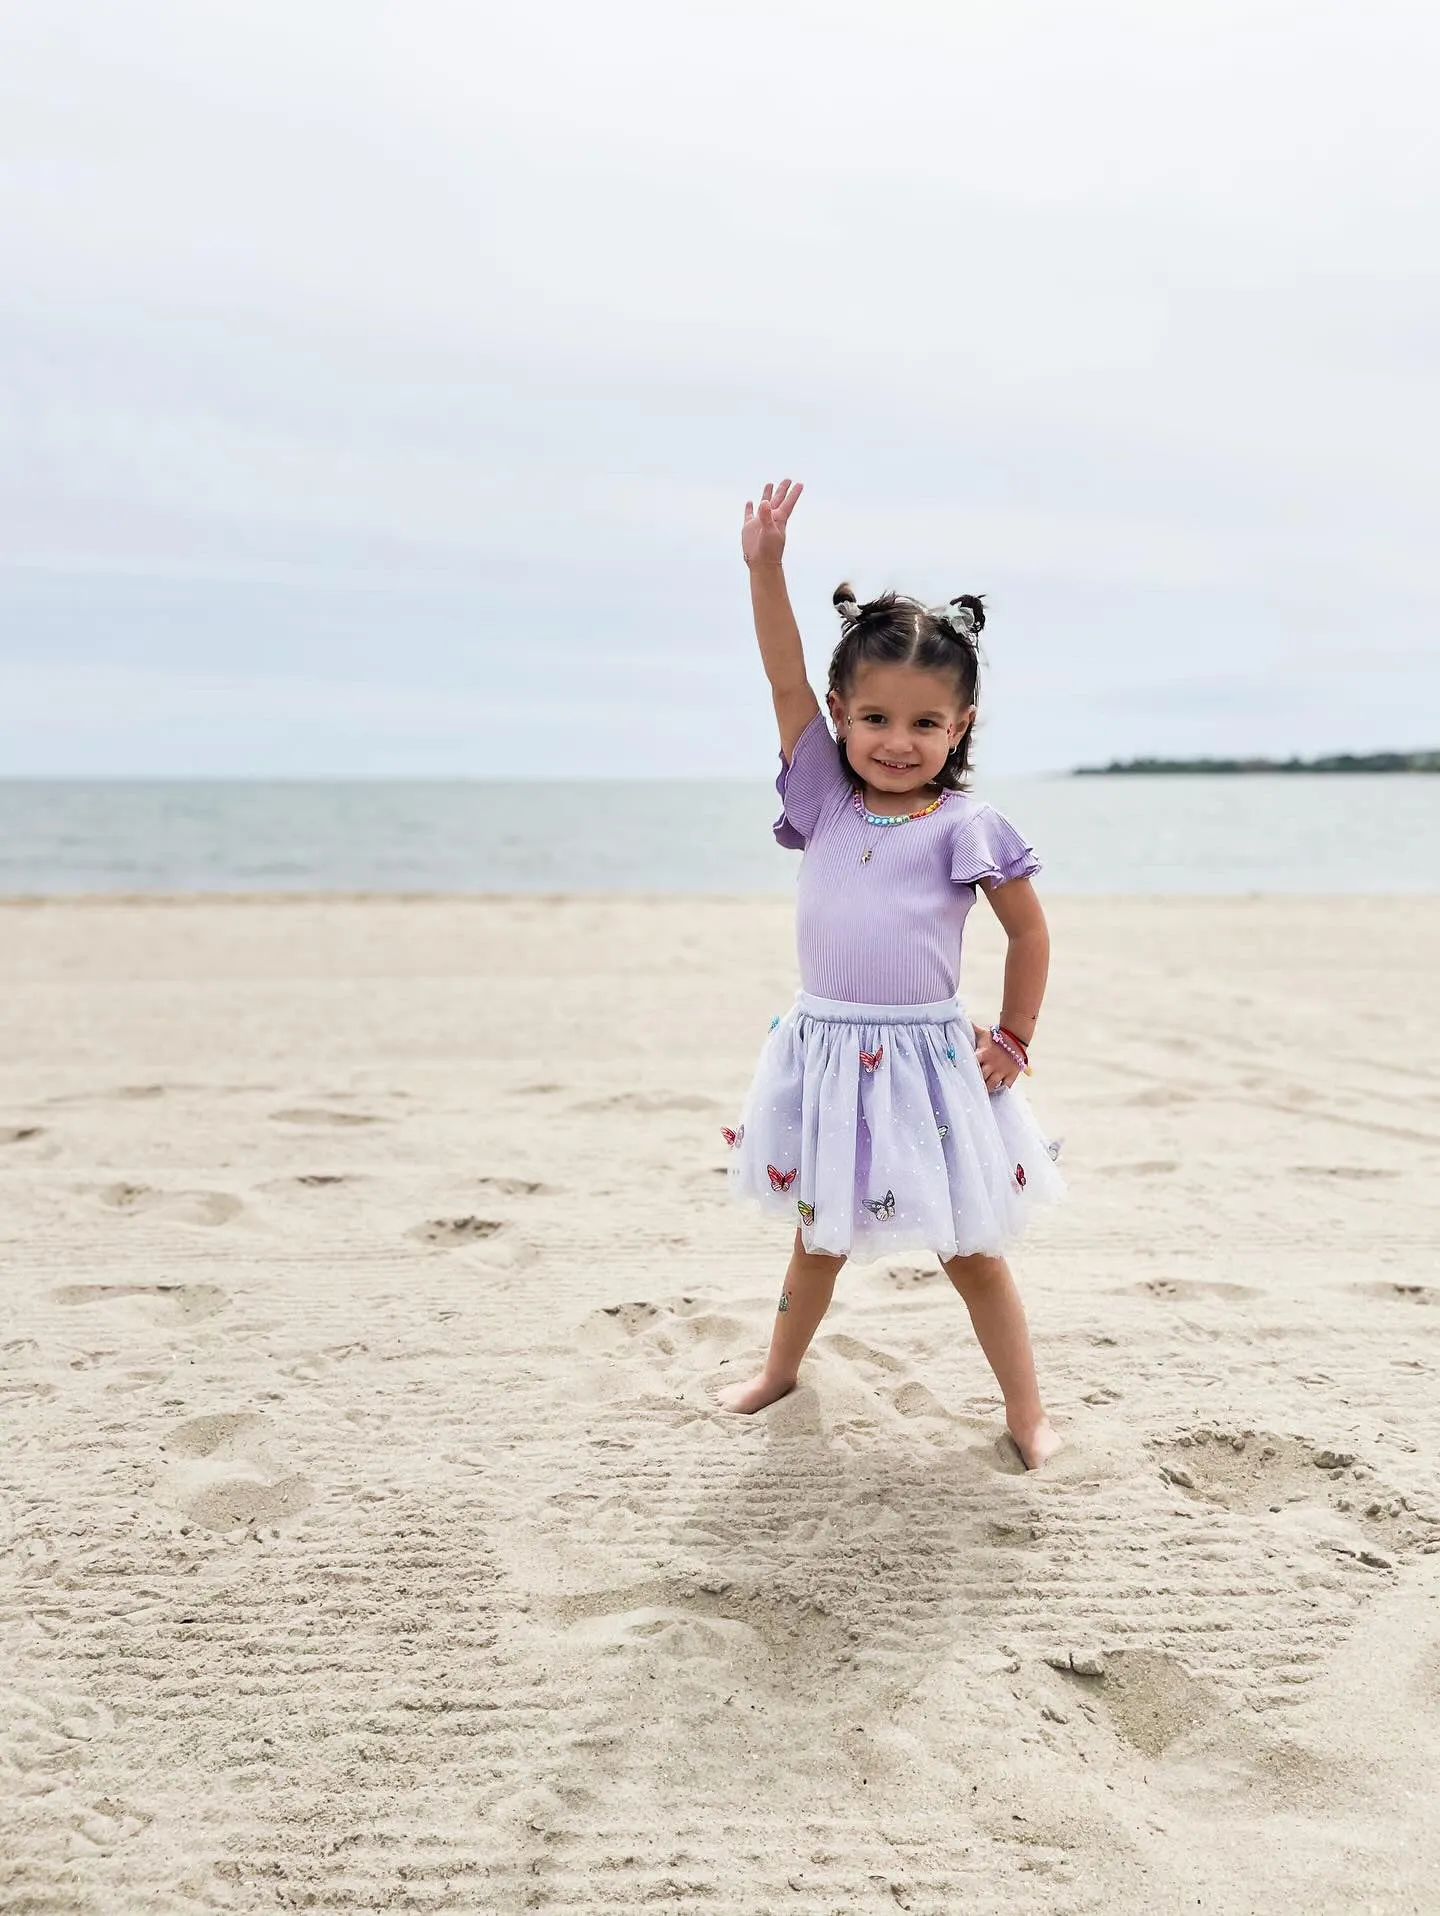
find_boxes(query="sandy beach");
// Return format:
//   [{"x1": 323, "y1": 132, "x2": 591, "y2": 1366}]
[{"x1": 3, "y1": 892, "x2": 1438, "y2": 1914}]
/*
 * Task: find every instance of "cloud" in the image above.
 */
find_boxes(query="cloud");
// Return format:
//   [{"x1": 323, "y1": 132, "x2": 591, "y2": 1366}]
[{"x1": 1, "y1": 0, "x2": 1436, "y2": 773}]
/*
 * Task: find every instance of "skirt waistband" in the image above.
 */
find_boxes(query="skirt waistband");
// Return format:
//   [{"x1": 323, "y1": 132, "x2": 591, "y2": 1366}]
[{"x1": 794, "y1": 990, "x2": 965, "y2": 1025}]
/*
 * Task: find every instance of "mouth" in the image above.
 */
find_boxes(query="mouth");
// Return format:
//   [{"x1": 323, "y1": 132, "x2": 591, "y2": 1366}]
[{"x1": 874, "y1": 758, "x2": 920, "y2": 771}]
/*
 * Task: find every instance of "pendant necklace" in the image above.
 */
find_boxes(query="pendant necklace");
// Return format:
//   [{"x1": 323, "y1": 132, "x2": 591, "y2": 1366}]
[{"x1": 852, "y1": 785, "x2": 948, "y2": 864}]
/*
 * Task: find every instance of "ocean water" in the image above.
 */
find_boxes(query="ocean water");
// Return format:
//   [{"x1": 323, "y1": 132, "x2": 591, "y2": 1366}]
[{"x1": 1, "y1": 776, "x2": 1438, "y2": 895}]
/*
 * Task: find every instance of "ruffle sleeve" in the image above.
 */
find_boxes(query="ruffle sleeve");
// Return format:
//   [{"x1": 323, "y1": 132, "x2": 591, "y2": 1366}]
[
  {"x1": 949, "y1": 802, "x2": 1042, "y2": 889},
  {"x1": 772, "y1": 708, "x2": 849, "y2": 850}
]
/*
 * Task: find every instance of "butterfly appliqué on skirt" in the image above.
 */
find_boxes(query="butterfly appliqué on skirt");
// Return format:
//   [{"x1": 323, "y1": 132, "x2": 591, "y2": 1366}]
[
  {"x1": 859, "y1": 1045, "x2": 884, "y2": 1073},
  {"x1": 767, "y1": 1164, "x2": 797, "y2": 1192},
  {"x1": 863, "y1": 1189, "x2": 896, "y2": 1221}
]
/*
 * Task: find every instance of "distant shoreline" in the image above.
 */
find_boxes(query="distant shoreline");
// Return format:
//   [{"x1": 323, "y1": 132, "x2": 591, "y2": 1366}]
[{"x1": 1073, "y1": 751, "x2": 1440, "y2": 776}]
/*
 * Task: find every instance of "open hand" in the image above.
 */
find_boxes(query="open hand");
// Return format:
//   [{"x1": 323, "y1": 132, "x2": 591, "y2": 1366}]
[
  {"x1": 972, "y1": 1022, "x2": 1021, "y2": 1095},
  {"x1": 741, "y1": 478, "x2": 804, "y2": 567}
]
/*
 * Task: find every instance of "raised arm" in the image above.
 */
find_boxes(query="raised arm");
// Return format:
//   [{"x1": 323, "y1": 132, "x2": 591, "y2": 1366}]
[{"x1": 741, "y1": 478, "x2": 821, "y2": 761}]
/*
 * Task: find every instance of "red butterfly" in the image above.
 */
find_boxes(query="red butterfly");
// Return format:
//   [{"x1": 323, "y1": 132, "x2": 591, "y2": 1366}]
[
  {"x1": 1014, "y1": 1163, "x2": 1027, "y2": 1189},
  {"x1": 767, "y1": 1164, "x2": 797, "y2": 1192},
  {"x1": 721, "y1": 1125, "x2": 745, "y2": 1149},
  {"x1": 860, "y1": 1044, "x2": 884, "y2": 1072}
]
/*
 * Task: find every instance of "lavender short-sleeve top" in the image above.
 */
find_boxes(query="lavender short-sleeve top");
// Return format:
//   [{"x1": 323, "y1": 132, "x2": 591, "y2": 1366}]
[{"x1": 773, "y1": 709, "x2": 1040, "y2": 1005}]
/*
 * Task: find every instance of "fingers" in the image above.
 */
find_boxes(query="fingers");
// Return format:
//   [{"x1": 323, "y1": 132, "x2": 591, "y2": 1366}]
[{"x1": 753, "y1": 479, "x2": 803, "y2": 517}]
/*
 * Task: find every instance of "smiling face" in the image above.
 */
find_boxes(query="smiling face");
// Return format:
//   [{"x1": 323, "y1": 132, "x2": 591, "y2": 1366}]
[{"x1": 829, "y1": 660, "x2": 975, "y2": 802}]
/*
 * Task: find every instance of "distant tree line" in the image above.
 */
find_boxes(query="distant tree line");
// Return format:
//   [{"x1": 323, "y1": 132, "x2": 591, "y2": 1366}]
[{"x1": 1073, "y1": 751, "x2": 1440, "y2": 776}]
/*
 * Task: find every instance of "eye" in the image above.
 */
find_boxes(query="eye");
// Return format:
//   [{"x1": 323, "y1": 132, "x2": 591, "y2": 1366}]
[{"x1": 862, "y1": 713, "x2": 886, "y2": 725}]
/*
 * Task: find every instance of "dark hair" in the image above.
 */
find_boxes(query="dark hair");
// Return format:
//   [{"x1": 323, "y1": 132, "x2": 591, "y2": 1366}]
[{"x1": 828, "y1": 583, "x2": 986, "y2": 790}]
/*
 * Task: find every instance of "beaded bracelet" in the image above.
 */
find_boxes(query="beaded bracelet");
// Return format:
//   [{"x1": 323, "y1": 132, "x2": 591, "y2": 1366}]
[
  {"x1": 990, "y1": 1025, "x2": 1032, "y2": 1075},
  {"x1": 997, "y1": 1024, "x2": 1032, "y2": 1062}
]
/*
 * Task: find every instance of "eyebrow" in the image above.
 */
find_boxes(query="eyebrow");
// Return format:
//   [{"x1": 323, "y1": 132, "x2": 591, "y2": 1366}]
[{"x1": 852, "y1": 704, "x2": 949, "y2": 719}]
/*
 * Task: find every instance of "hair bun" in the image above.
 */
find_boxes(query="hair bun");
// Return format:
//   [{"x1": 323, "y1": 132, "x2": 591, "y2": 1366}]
[
  {"x1": 832, "y1": 582, "x2": 861, "y2": 623},
  {"x1": 933, "y1": 593, "x2": 985, "y2": 639},
  {"x1": 950, "y1": 593, "x2": 985, "y2": 635}
]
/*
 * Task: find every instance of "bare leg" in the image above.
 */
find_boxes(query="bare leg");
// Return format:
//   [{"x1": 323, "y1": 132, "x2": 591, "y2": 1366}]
[
  {"x1": 717, "y1": 1231, "x2": 846, "y2": 1414},
  {"x1": 940, "y1": 1251, "x2": 1062, "y2": 1469}
]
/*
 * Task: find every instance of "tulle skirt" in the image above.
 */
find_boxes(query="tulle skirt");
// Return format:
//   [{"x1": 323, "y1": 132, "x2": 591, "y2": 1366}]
[{"x1": 726, "y1": 991, "x2": 1064, "y2": 1263}]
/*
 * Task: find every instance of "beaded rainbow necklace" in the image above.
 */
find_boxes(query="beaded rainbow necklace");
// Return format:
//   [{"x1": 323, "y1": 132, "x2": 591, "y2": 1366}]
[
  {"x1": 851, "y1": 785, "x2": 949, "y2": 864},
  {"x1": 851, "y1": 786, "x2": 949, "y2": 827}
]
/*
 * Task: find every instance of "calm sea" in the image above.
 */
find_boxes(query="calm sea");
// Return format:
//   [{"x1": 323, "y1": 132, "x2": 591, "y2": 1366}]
[{"x1": 1, "y1": 777, "x2": 1437, "y2": 895}]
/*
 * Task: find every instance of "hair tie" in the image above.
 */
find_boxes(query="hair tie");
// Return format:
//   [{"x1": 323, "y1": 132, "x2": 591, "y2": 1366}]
[
  {"x1": 835, "y1": 598, "x2": 860, "y2": 622},
  {"x1": 933, "y1": 601, "x2": 976, "y2": 638}
]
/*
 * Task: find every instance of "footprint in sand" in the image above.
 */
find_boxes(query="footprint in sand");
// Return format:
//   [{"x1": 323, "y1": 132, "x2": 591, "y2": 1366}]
[
  {"x1": 1151, "y1": 1426, "x2": 1440, "y2": 1558},
  {"x1": 270, "y1": 1108, "x2": 384, "y2": 1127},
  {"x1": 405, "y1": 1217, "x2": 537, "y2": 1268},
  {"x1": 578, "y1": 1297, "x2": 748, "y2": 1370},
  {"x1": 882, "y1": 1263, "x2": 944, "y2": 1291},
  {"x1": 1356, "y1": 1282, "x2": 1438, "y2": 1307},
  {"x1": 50, "y1": 1283, "x2": 228, "y2": 1325},
  {"x1": 157, "y1": 1412, "x2": 313, "y2": 1532},
  {"x1": 1046, "y1": 1647, "x2": 1221, "y2": 1758},
  {"x1": 407, "y1": 1216, "x2": 505, "y2": 1246},
  {"x1": 1, "y1": 1125, "x2": 44, "y2": 1146},
  {"x1": 256, "y1": 1172, "x2": 359, "y2": 1196},
  {"x1": 1128, "y1": 1277, "x2": 1259, "y2": 1303},
  {"x1": 96, "y1": 1185, "x2": 243, "y2": 1227}
]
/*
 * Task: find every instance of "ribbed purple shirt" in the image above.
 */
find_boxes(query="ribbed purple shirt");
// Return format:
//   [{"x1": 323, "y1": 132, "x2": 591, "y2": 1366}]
[{"x1": 773, "y1": 709, "x2": 1041, "y2": 1005}]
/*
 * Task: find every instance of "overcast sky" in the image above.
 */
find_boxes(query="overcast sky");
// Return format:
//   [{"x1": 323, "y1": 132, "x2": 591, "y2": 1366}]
[{"x1": 1, "y1": 0, "x2": 1436, "y2": 777}]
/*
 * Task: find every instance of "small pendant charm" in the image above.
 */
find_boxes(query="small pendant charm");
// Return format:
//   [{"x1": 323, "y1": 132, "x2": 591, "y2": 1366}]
[{"x1": 860, "y1": 846, "x2": 873, "y2": 864}]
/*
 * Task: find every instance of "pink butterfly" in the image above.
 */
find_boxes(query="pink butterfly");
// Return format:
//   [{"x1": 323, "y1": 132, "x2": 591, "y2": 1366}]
[
  {"x1": 1014, "y1": 1163, "x2": 1027, "y2": 1190},
  {"x1": 721, "y1": 1125, "x2": 745, "y2": 1149},
  {"x1": 767, "y1": 1164, "x2": 797, "y2": 1193},
  {"x1": 860, "y1": 1044, "x2": 884, "y2": 1072}
]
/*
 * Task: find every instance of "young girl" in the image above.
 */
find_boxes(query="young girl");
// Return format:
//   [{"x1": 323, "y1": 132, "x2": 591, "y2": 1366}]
[{"x1": 718, "y1": 477, "x2": 1065, "y2": 1469}]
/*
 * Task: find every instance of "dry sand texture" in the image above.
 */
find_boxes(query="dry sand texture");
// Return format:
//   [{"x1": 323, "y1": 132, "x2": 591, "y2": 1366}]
[{"x1": 2, "y1": 894, "x2": 1439, "y2": 1914}]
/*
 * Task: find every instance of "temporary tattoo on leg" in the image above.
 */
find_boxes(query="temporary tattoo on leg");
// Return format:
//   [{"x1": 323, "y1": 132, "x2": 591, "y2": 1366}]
[{"x1": 777, "y1": 1289, "x2": 790, "y2": 1314}]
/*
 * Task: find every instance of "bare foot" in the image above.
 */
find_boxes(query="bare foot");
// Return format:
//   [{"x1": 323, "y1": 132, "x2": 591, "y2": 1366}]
[
  {"x1": 1007, "y1": 1413, "x2": 1063, "y2": 1470},
  {"x1": 716, "y1": 1371, "x2": 797, "y2": 1414}
]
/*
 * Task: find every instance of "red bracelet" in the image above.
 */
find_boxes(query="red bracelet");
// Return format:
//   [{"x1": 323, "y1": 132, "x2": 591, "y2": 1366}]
[
  {"x1": 997, "y1": 1025, "x2": 1032, "y2": 1061},
  {"x1": 989, "y1": 1025, "x2": 1032, "y2": 1075}
]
